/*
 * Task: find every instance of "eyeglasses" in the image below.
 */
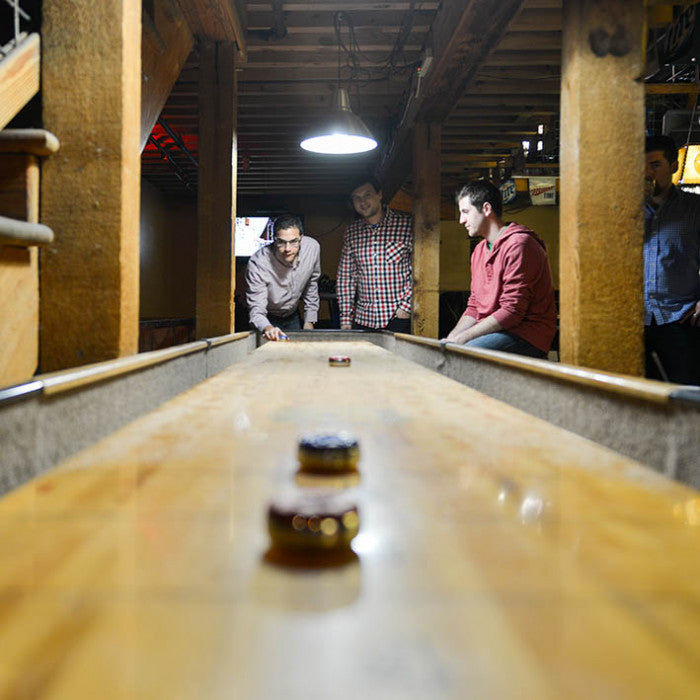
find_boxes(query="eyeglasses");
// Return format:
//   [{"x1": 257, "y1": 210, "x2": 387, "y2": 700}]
[{"x1": 274, "y1": 237, "x2": 301, "y2": 249}]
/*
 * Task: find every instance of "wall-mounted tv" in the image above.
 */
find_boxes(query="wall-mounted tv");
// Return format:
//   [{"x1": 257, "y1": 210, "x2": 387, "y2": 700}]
[{"x1": 234, "y1": 216, "x2": 274, "y2": 257}]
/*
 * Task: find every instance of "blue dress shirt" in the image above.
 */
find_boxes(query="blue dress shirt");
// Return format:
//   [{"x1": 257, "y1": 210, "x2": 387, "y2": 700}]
[{"x1": 644, "y1": 186, "x2": 700, "y2": 325}]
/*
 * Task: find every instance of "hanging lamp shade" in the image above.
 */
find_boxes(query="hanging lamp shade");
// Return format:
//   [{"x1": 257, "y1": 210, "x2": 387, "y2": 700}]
[{"x1": 300, "y1": 86, "x2": 378, "y2": 155}]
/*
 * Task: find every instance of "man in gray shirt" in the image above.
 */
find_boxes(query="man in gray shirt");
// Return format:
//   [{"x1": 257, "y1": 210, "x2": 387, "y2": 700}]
[{"x1": 245, "y1": 214, "x2": 321, "y2": 341}]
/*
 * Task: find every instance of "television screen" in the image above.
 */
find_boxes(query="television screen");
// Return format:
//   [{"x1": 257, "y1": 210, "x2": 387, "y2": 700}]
[{"x1": 234, "y1": 216, "x2": 274, "y2": 257}]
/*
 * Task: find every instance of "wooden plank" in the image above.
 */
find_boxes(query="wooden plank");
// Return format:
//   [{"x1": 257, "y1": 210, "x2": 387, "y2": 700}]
[
  {"x1": 196, "y1": 41, "x2": 237, "y2": 338},
  {"x1": 141, "y1": 0, "x2": 194, "y2": 151},
  {"x1": 0, "y1": 155, "x2": 39, "y2": 387},
  {"x1": 0, "y1": 340, "x2": 697, "y2": 696},
  {"x1": 247, "y1": 2, "x2": 439, "y2": 9},
  {"x1": 559, "y1": 0, "x2": 644, "y2": 375},
  {"x1": 0, "y1": 33, "x2": 40, "y2": 131},
  {"x1": 412, "y1": 122, "x2": 441, "y2": 338},
  {"x1": 246, "y1": 9, "x2": 433, "y2": 30},
  {"x1": 497, "y1": 31, "x2": 561, "y2": 51},
  {"x1": 40, "y1": 0, "x2": 141, "y2": 371},
  {"x1": 508, "y1": 8, "x2": 562, "y2": 30},
  {"x1": 645, "y1": 82, "x2": 698, "y2": 96},
  {"x1": 486, "y1": 49, "x2": 562, "y2": 65}
]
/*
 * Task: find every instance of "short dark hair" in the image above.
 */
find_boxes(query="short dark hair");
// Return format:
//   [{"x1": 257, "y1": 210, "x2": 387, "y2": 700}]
[
  {"x1": 273, "y1": 214, "x2": 304, "y2": 236},
  {"x1": 455, "y1": 180, "x2": 503, "y2": 217},
  {"x1": 349, "y1": 175, "x2": 382, "y2": 196},
  {"x1": 646, "y1": 134, "x2": 678, "y2": 165}
]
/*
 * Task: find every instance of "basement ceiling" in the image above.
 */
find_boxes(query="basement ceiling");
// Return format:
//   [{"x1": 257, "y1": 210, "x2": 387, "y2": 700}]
[{"x1": 140, "y1": 0, "x2": 564, "y2": 200}]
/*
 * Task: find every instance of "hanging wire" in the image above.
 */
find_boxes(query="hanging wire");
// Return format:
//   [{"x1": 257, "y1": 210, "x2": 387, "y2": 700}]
[{"x1": 332, "y1": 4, "x2": 421, "y2": 85}]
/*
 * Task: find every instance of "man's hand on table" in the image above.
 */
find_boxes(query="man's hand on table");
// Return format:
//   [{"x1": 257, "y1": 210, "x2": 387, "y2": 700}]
[{"x1": 262, "y1": 325, "x2": 285, "y2": 341}]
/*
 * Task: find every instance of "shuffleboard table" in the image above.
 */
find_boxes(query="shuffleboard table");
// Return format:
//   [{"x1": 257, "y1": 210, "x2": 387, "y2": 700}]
[{"x1": 0, "y1": 340, "x2": 698, "y2": 698}]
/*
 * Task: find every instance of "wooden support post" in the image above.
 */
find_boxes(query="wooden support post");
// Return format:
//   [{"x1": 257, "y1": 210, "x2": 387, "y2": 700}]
[
  {"x1": 196, "y1": 41, "x2": 237, "y2": 338},
  {"x1": 40, "y1": 0, "x2": 141, "y2": 371},
  {"x1": 0, "y1": 153, "x2": 39, "y2": 386},
  {"x1": 412, "y1": 121, "x2": 441, "y2": 338},
  {"x1": 559, "y1": 0, "x2": 645, "y2": 375}
]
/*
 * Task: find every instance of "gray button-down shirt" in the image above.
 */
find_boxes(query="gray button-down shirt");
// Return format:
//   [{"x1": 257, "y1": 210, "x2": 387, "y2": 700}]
[{"x1": 245, "y1": 236, "x2": 321, "y2": 331}]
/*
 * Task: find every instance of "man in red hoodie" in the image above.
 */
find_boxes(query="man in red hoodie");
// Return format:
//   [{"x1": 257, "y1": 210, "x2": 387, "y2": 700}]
[{"x1": 443, "y1": 180, "x2": 556, "y2": 358}]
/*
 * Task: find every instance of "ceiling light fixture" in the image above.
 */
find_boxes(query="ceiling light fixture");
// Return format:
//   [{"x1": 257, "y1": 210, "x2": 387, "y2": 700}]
[
  {"x1": 300, "y1": 86, "x2": 377, "y2": 154},
  {"x1": 300, "y1": 12, "x2": 377, "y2": 155}
]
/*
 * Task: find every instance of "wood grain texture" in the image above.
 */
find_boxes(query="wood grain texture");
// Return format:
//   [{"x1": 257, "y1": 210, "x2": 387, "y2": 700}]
[
  {"x1": 196, "y1": 41, "x2": 237, "y2": 338},
  {"x1": 559, "y1": 0, "x2": 645, "y2": 374},
  {"x1": 0, "y1": 33, "x2": 40, "y2": 131},
  {"x1": 0, "y1": 155, "x2": 39, "y2": 386},
  {"x1": 0, "y1": 340, "x2": 697, "y2": 697},
  {"x1": 40, "y1": 0, "x2": 141, "y2": 371},
  {"x1": 412, "y1": 121, "x2": 441, "y2": 338},
  {"x1": 401, "y1": 333, "x2": 679, "y2": 403}
]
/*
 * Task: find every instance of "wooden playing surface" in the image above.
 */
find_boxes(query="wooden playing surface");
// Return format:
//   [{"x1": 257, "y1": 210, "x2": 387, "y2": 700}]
[{"x1": 0, "y1": 341, "x2": 698, "y2": 698}]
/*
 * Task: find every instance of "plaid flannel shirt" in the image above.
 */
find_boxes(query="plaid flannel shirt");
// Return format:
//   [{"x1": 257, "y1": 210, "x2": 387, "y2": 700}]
[{"x1": 336, "y1": 208, "x2": 413, "y2": 328}]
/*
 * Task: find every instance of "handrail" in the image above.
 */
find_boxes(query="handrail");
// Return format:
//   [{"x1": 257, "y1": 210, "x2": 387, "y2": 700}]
[
  {"x1": 0, "y1": 215, "x2": 53, "y2": 247},
  {"x1": 0, "y1": 128, "x2": 60, "y2": 156},
  {"x1": 39, "y1": 341, "x2": 209, "y2": 396},
  {"x1": 394, "y1": 333, "x2": 679, "y2": 405}
]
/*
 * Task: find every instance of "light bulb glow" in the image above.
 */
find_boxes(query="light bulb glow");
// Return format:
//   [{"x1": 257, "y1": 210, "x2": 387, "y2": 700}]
[{"x1": 300, "y1": 133, "x2": 377, "y2": 155}]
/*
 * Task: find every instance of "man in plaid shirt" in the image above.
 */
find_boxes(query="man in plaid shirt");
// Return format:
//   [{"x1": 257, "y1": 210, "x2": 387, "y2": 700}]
[{"x1": 337, "y1": 177, "x2": 413, "y2": 331}]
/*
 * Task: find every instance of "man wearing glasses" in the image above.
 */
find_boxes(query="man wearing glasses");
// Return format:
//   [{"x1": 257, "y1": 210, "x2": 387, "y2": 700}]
[{"x1": 245, "y1": 214, "x2": 321, "y2": 341}]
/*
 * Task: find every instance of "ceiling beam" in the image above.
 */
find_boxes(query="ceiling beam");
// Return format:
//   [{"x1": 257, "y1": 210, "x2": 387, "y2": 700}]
[
  {"x1": 176, "y1": 0, "x2": 247, "y2": 59},
  {"x1": 377, "y1": 0, "x2": 526, "y2": 199}
]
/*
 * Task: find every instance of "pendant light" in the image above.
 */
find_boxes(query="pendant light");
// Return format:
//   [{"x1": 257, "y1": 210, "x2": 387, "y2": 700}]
[
  {"x1": 300, "y1": 12, "x2": 377, "y2": 155},
  {"x1": 300, "y1": 86, "x2": 377, "y2": 154}
]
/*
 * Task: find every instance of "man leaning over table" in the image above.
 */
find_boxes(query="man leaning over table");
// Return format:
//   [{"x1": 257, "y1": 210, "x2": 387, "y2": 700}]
[{"x1": 245, "y1": 214, "x2": 321, "y2": 341}]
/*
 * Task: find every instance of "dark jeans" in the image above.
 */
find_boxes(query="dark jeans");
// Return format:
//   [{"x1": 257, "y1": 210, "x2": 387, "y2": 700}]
[
  {"x1": 465, "y1": 331, "x2": 547, "y2": 359},
  {"x1": 266, "y1": 311, "x2": 302, "y2": 333},
  {"x1": 644, "y1": 321, "x2": 700, "y2": 385},
  {"x1": 352, "y1": 316, "x2": 411, "y2": 333}
]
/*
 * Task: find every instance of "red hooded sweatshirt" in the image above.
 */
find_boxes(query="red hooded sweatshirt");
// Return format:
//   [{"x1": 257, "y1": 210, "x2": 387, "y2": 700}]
[{"x1": 463, "y1": 222, "x2": 556, "y2": 353}]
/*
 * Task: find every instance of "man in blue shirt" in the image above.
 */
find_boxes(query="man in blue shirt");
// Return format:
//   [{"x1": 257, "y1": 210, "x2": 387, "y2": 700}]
[{"x1": 644, "y1": 135, "x2": 700, "y2": 385}]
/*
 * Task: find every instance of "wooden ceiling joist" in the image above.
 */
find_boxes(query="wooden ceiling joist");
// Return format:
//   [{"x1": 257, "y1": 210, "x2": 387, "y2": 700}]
[{"x1": 176, "y1": 0, "x2": 247, "y2": 58}]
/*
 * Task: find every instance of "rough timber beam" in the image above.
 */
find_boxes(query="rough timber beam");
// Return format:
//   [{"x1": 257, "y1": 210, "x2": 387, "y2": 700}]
[
  {"x1": 176, "y1": 0, "x2": 247, "y2": 60},
  {"x1": 377, "y1": 0, "x2": 525, "y2": 199},
  {"x1": 41, "y1": 0, "x2": 141, "y2": 370},
  {"x1": 559, "y1": 0, "x2": 645, "y2": 375},
  {"x1": 196, "y1": 41, "x2": 237, "y2": 338}
]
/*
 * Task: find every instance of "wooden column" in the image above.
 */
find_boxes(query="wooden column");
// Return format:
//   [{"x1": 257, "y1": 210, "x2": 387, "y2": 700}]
[
  {"x1": 559, "y1": 0, "x2": 645, "y2": 374},
  {"x1": 0, "y1": 152, "x2": 39, "y2": 387},
  {"x1": 412, "y1": 121, "x2": 441, "y2": 338},
  {"x1": 196, "y1": 41, "x2": 237, "y2": 338},
  {"x1": 40, "y1": 0, "x2": 141, "y2": 371}
]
